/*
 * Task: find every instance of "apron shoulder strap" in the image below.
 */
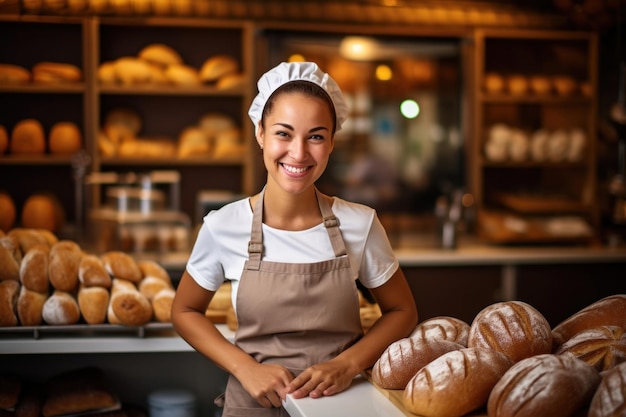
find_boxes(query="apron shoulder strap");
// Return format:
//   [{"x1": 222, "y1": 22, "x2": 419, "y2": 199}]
[
  {"x1": 246, "y1": 189, "x2": 264, "y2": 270},
  {"x1": 316, "y1": 189, "x2": 347, "y2": 257}
]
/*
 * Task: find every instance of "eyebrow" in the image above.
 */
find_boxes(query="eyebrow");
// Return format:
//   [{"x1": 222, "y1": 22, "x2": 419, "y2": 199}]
[{"x1": 272, "y1": 123, "x2": 329, "y2": 133}]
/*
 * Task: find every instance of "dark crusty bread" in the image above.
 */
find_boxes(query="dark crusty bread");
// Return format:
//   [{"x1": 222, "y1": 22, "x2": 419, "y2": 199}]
[
  {"x1": 403, "y1": 347, "x2": 513, "y2": 417},
  {"x1": 552, "y1": 294, "x2": 626, "y2": 348},
  {"x1": 468, "y1": 300, "x2": 553, "y2": 362},
  {"x1": 0, "y1": 374, "x2": 21, "y2": 409},
  {"x1": 372, "y1": 337, "x2": 464, "y2": 389},
  {"x1": 589, "y1": 361, "x2": 626, "y2": 417},
  {"x1": 410, "y1": 315, "x2": 471, "y2": 346},
  {"x1": 556, "y1": 325, "x2": 626, "y2": 372},
  {"x1": 487, "y1": 353, "x2": 600, "y2": 417},
  {"x1": 0, "y1": 235, "x2": 21, "y2": 282}
]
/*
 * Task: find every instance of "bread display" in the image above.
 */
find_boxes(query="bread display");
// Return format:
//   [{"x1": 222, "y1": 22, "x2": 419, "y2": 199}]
[
  {"x1": 555, "y1": 325, "x2": 626, "y2": 372},
  {"x1": 487, "y1": 353, "x2": 600, "y2": 417},
  {"x1": 588, "y1": 361, "x2": 626, "y2": 417},
  {"x1": 403, "y1": 347, "x2": 513, "y2": 417},
  {"x1": 372, "y1": 337, "x2": 464, "y2": 389},
  {"x1": 467, "y1": 300, "x2": 553, "y2": 362},
  {"x1": 410, "y1": 315, "x2": 470, "y2": 346}
]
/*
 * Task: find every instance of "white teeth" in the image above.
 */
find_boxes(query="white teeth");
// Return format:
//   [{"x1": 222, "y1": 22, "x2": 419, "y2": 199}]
[{"x1": 283, "y1": 164, "x2": 308, "y2": 174}]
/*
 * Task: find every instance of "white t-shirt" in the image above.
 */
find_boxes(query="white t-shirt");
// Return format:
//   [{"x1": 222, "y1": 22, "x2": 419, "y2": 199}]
[{"x1": 186, "y1": 195, "x2": 399, "y2": 309}]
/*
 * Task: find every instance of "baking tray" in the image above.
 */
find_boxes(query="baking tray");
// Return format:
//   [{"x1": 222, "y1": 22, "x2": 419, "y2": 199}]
[{"x1": 0, "y1": 323, "x2": 175, "y2": 340}]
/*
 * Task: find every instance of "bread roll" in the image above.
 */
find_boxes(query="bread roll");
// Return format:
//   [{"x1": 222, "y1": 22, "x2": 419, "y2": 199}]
[
  {"x1": 138, "y1": 276, "x2": 172, "y2": 301},
  {"x1": 109, "y1": 278, "x2": 152, "y2": 325},
  {"x1": 48, "y1": 240, "x2": 82, "y2": 292},
  {"x1": 78, "y1": 285, "x2": 109, "y2": 325},
  {"x1": 79, "y1": 254, "x2": 112, "y2": 289},
  {"x1": 556, "y1": 325, "x2": 626, "y2": 372},
  {"x1": 552, "y1": 294, "x2": 626, "y2": 348},
  {"x1": 0, "y1": 280, "x2": 20, "y2": 326},
  {"x1": 483, "y1": 72, "x2": 504, "y2": 94},
  {"x1": 372, "y1": 337, "x2": 464, "y2": 389},
  {"x1": 177, "y1": 127, "x2": 211, "y2": 158},
  {"x1": 10, "y1": 119, "x2": 45, "y2": 154},
  {"x1": 588, "y1": 361, "x2": 626, "y2": 417},
  {"x1": 468, "y1": 300, "x2": 553, "y2": 362},
  {"x1": 410, "y1": 316, "x2": 470, "y2": 346},
  {"x1": 21, "y1": 193, "x2": 66, "y2": 232},
  {"x1": 199, "y1": 55, "x2": 238, "y2": 83},
  {"x1": 0, "y1": 236, "x2": 20, "y2": 282},
  {"x1": 101, "y1": 251, "x2": 142, "y2": 283},
  {"x1": 9, "y1": 228, "x2": 53, "y2": 254},
  {"x1": 32, "y1": 62, "x2": 82, "y2": 84},
  {"x1": 138, "y1": 259, "x2": 171, "y2": 282},
  {"x1": 97, "y1": 61, "x2": 118, "y2": 85},
  {"x1": 164, "y1": 64, "x2": 201, "y2": 86},
  {"x1": 49, "y1": 121, "x2": 82, "y2": 154},
  {"x1": 507, "y1": 74, "x2": 528, "y2": 95},
  {"x1": 529, "y1": 75, "x2": 552, "y2": 95},
  {"x1": 487, "y1": 354, "x2": 601, "y2": 417},
  {"x1": 42, "y1": 290, "x2": 81, "y2": 325},
  {"x1": 104, "y1": 108, "x2": 142, "y2": 138},
  {"x1": 152, "y1": 287, "x2": 174, "y2": 323},
  {"x1": 198, "y1": 112, "x2": 235, "y2": 136},
  {"x1": 19, "y1": 245, "x2": 49, "y2": 293},
  {"x1": 0, "y1": 374, "x2": 21, "y2": 409},
  {"x1": 216, "y1": 72, "x2": 245, "y2": 90},
  {"x1": 0, "y1": 64, "x2": 30, "y2": 85},
  {"x1": 113, "y1": 57, "x2": 153, "y2": 86},
  {"x1": 0, "y1": 125, "x2": 8, "y2": 155},
  {"x1": 138, "y1": 43, "x2": 182, "y2": 68},
  {"x1": 42, "y1": 367, "x2": 120, "y2": 417},
  {"x1": 17, "y1": 285, "x2": 47, "y2": 326},
  {"x1": 403, "y1": 347, "x2": 513, "y2": 417}
]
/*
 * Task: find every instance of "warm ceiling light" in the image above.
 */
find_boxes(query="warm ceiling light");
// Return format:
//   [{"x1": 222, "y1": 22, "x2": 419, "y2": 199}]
[
  {"x1": 375, "y1": 64, "x2": 393, "y2": 81},
  {"x1": 339, "y1": 36, "x2": 380, "y2": 61}
]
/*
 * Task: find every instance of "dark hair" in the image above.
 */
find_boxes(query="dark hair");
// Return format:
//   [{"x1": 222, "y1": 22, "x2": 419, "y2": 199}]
[{"x1": 261, "y1": 80, "x2": 338, "y2": 133}]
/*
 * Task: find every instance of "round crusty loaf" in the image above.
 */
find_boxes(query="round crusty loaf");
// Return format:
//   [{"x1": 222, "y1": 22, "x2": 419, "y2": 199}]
[
  {"x1": 588, "y1": 361, "x2": 626, "y2": 417},
  {"x1": 372, "y1": 337, "x2": 464, "y2": 389},
  {"x1": 403, "y1": 347, "x2": 513, "y2": 417},
  {"x1": 0, "y1": 280, "x2": 20, "y2": 326},
  {"x1": 487, "y1": 353, "x2": 600, "y2": 417},
  {"x1": 101, "y1": 251, "x2": 142, "y2": 283},
  {"x1": 32, "y1": 62, "x2": 82, "y2": 83},
  {"x1": 78, "y1": 285, "x2": 109, "y2": 325},
  {"x1": 138, "y1": 43, "x2": 182, "y2": 68},
  {"x1": 152, "y1": 287, "x2": 175, "y2": 323},
  {"x1": 165, "y1": 64, "x2": 201, "y2": 86},
  {"x1": 79, "y1": 254, "x2": 112, "y2": 289},
  {"x1": 10, "y1": 119, "x2": 45, "y2": 154},
  {"x1": 21, "y1": 194, "x2": 66, "y2": 233},
  {"x1": 19, "y1": 245, "x2": 49, "y2": 293},
  {"x1": 410, "y1": 315, "x2": 470, "y2": 346},
  {"x1": 48, "y1": 240, "x2": 82, "y2": 292},
  {"x1": 468, "y1": 300, "x2": 553, "y2": 362},
  {"x1": 42, "y1": 291, "x2": 81, "y2": 325},
  {"x1": 556, "y1": 325, "x2": 626, "y2": 372},
  {"x1": 17, "y1": 285, "x2": 47, "y2": 326},
  {"x1": 552, "y1": 294, "x2": 626, "y2": 348},
  {"x1": 49, "y1": 121, "x2": 82, "y2": 154},
  {"x1": 0, "y1": 63, "x2": 30, "y2": 85}
]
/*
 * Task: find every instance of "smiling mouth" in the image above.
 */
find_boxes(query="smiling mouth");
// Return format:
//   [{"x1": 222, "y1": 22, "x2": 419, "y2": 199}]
[{"x1": 281, "y1": 163, "x2": 310, "y2": 174}]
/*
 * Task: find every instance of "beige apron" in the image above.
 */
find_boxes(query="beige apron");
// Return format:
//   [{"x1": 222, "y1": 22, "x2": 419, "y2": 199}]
[{"x1": 217, "y1": 188, "x2": 363, "y2": 417}]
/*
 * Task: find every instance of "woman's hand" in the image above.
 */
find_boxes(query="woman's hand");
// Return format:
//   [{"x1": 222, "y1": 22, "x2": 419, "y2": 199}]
[
  {"x1": 285, "y1": 357, "x2": 358, "y2": 399},
  {"x1": 237, "y1": 362, "x2": 295, "y2": 408}
]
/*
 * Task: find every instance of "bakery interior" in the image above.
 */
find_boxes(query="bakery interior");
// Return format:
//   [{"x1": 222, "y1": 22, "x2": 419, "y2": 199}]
[{"x1": 1, "y1": 0, "x2": 626, "y2": 416}]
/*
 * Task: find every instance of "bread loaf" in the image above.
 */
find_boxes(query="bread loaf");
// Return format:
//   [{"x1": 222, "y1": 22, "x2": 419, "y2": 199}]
[
  {"x1": 79, "y1": 254, "x2": 112, "y2": 289},
  {"x1": 104, "y1": 108, "x2": 142, "y2": 138},
  {"x1": 138, "y1": 259, "x2": 171, "y2": 282},
  {"x1": 552, "y1": 294, "x2": 626, "y2": 348},
  {"x1": 164, "y1": 64, "x2": 201, "y2": 86},
  {"x1": 0, "y1": 280, "x2": 20, "y2": 326},
  {"x1": 487, "y1": 353, "x2": 600, "y2": 417},
  {"x1": 113, "y1": 57, "x2": 153, "y2": 86},
  {"x1": 42, "y1": 291, "x2": 80, "y2": 325},
  {"x1": 0, "y1": 236, "x2": 20, "y2": 282},
  {"x1": 19, "y1": 245, "x2": 49, "y2": 293},
  {"x1": 0, "y1": 64, "x2": 30, "y2": 85},
  {"x1": 17, "y1": 285, "x2": 47, "y2": 326},
  {"x1": 48, "y1": 122, "x2": 82, "y2": 154},
  {"x1": 152, "y1": 287, "x2": 175, "y2": 323},
  {"x1": 32, "y1": 62, "x2": 82, "y2": 83},
  {"x1": 0, "y1": 374, "x2": 21, "y2": 409},
  {"x1": 101, "y1": 251, "x2": 142, "y2": 283},
  {"x1": 556, "y1": 325, "x2": 626, "y2": 372},
  {"x1": 468, "y1": 300, "x2": 553, "y2": 362},
  {"x1": 403, "y1": 347, "x2": 513, "y2": 417},
  {"x1": 588, "y1": 361, "x2": 626, "y2": 417},
  {"x1": 97, "y1": 61, "x2": 118, "y2": 85},
  {"x1": 21, "y1": 193, "x2": 66, "y2": 233},
  {"x1": 48, "y1": 240, "x2": 82, "y2": 292},
  {"x1": 410, "y1": 316, "x2": 470, "y2": 346},
  {"x1": 199, "y1": 55, "x2": 238, "y2": 83},
  {"x1": 372, "y1": 337, "x2": 464, "y2": 389},
  {"x1": 137, "y1": 43, "x2": 182, "y2": 68},
  {"x1": 78, "y1": 285, "x2": 109, "y2": 325},
  {"x1": 109, "y1": 278, "x2": 152, "y2": 325},
  {"x1": 216, "y1": 72, "x2": 245, "y2": 90},
  {"x1": 14, "y1": 384, "x2": 43, "y2": 417},
  {"x1": 0, "y1": 191, "x2": 15, "y2": 232},
  {"x1": 177, "y1": 126, "x2": 211, "y2": 158},
  {"x1": 0, "y1": 125, "x2": 7, "y2": 155},
  {"x1": 42, "y1": 368, "x2": 120, "y2": 417},
  {"x1": 10, "y1": 119, "x2": 45, "y2": 154},
  {"x1": 138, "y1": 276, "x2": 172, "y2": 301},
  {"x1": 9, "y1": 228, "x2": 55, "y2": 254}
]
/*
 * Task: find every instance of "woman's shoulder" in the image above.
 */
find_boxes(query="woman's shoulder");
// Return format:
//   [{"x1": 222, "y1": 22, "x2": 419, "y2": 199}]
[
  {"x1": 330, "y1": 195, "x2": 376, "y2": 224},
  {"x1": 203, "y1": 196, "x2": 251, "y2": 225}
]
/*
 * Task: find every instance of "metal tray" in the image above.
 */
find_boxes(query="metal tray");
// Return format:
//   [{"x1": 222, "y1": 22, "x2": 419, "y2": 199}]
[{"x1": 0, "y1": 323, "x2": 175, "y2": 340}]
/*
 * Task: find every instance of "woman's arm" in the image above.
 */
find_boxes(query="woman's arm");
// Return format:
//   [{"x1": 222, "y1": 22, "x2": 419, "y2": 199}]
[
  {"x1": 171, "y1": 271, "x2": 294, "y2": 407},
  {"x1": 286, "y1": 267, "x2": 418, "y2": 399}
]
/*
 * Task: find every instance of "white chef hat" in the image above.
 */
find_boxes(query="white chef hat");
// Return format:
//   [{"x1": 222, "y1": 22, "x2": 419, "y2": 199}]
[{"x1": 248, "y1": 61, "x2": 349, "y2": 135}]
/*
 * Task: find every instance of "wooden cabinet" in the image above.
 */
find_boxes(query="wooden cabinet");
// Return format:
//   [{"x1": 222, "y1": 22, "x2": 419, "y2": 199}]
[
  {"x1": 470, "y1": 29, "x2": 599, "y2": 244},
  {"x1": 0, "y1": 15, "x2": 256, "y2": 234}
]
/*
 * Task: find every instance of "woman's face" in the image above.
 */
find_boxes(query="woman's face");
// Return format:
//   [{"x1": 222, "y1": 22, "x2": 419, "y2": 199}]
[{"x1": 257, "y1": 91, "x2": 335, "y2": 195}]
